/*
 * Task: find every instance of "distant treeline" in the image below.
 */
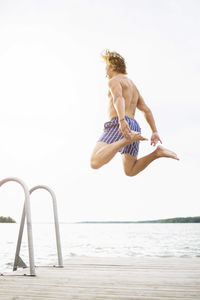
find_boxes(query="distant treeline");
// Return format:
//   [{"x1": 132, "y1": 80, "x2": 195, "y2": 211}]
[
  {"x1": 0, "y1": 216, "x2": 16, "y2": 223},
  {"x1": 76, "y1": 216, "x2": 200, "y2": 224},
  {"x1": 134, "y1": 216, "x2": 200, "y2": 223}
]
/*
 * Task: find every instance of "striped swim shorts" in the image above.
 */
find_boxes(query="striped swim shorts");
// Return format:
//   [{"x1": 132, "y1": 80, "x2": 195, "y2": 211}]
[{"x1": 97, "y1": 116, "x2": 141, "y2": 156}]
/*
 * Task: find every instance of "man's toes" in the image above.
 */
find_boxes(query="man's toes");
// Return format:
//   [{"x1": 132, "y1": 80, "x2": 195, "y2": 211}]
[{"x1": 140, "y1": 136, "x2": 148, "y2": 141}]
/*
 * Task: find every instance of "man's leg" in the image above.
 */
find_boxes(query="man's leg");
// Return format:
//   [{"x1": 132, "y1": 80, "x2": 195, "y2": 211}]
[
  {"x1": 90, "y1": 131, "x2": 147, "y2": 169},
  {"x1": 122, "y1": 145, "x2": 179, "y2": 177}
]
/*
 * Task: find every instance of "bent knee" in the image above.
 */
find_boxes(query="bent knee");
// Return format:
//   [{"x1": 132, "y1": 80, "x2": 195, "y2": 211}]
[
  {"x1": 90, "y1": 159, "x2": 101, "y2": 169},
  {"x1": 124, "y1": 168, "x2": 136, "y2": 177}
]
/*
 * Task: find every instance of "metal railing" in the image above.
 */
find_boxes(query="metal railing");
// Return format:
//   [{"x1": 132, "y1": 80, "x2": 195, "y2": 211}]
[
  {"x1": 13, "y1": 185, "x2": 63, "y2": 272},
  {"x1": 0, "y1": 177, "x2": 36, "y2": 276},
  {"x1": 0, "y1": 177, "x2": 63, "y2": 276}
]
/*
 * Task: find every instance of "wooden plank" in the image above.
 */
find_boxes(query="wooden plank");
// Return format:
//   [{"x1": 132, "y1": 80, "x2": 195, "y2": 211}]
[{"x1": 0, "y1": 256, "x2": 200, "y2": 300}]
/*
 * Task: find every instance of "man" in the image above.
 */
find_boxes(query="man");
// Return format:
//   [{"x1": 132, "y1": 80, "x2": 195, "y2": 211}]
[{"x1": 90, "y1": 50, "x2": 179, "y2": 176}]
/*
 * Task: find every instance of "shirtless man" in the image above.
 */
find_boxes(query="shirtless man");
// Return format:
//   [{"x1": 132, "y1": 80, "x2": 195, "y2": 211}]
[{"x1": 90, "y1": 50, "x2": 179, "y2": 176}]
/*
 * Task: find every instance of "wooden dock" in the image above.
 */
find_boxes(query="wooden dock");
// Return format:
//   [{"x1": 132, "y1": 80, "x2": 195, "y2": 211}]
[{"x1": 1, "y1": 256, "x2": 200, "y2": 299}]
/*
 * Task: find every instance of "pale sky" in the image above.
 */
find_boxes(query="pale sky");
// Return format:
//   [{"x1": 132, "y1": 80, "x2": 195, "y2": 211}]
[{"x1": 0, "y1": 0, "x2": 199, "y2": 223}]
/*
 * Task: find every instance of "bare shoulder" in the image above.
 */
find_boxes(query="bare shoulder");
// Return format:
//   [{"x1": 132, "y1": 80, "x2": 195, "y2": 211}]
[
  {"x1": 120, "y1": 75, "x2": 136, "y2": 88},
  {"x1": 108, "y1": 76, "x2": 121, "y2": 87},
  {"x1": 108, "y1": 75, "x2": 132, "y2": 91}
]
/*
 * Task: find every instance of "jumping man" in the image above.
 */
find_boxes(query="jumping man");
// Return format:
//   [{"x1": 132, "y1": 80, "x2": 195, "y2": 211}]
[{"x1": 90, "y1": 50, "x2": 179, "y2": 176}]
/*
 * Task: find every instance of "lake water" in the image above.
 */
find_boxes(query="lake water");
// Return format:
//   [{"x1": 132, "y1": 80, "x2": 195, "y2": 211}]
[{"x1": 0, "y1": 223, "x2": 200, "y2": 273}]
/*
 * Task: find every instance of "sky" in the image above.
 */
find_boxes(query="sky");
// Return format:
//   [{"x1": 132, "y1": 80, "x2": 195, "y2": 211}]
[{"x1": 0, "y1": 0, "x2": 199, "y2": 223}]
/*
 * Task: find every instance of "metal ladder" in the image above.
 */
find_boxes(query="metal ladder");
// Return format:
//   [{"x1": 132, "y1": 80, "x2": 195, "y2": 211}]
[{"x1": 0, "y1": 177, "x2": 63, "y2": 276}]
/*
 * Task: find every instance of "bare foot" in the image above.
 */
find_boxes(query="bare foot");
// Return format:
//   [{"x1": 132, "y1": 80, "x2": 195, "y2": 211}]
[
  {"x1": 125, "y1": 131, "x2": 148, "y2": 144},
  {"x1": 155, "y1": 145, "x2": 180, "y2": 160}
]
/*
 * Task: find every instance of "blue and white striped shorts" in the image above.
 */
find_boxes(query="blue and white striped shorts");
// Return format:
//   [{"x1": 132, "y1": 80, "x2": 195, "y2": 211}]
[{"x1": 97, "y1": 116, "x2": 141, "y2": 156}]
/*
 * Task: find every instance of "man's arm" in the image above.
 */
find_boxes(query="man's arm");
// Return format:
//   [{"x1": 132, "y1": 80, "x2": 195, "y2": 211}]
[
  {"x1": 137, "y1": 92, "x2": 158, "y2": 133},
  {"x1": 108, "y1": 79, "x2": 125, "y2": 120},
  {"x1": 137, "y1": 91, "x2": 162, "y2": 146},
  {"x1": 108, "y1": 79, "x2": 131, "y2": 139}
]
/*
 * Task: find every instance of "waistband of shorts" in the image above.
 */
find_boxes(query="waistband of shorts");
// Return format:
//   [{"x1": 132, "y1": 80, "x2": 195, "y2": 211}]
[{"x1": 109, "y1": 116, "x2": 134, "y2": 123}]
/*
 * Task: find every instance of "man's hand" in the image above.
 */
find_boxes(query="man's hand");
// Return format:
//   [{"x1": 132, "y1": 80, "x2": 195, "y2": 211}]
[
  {"x1": 119, "y1": 119, "x2": 132, "y2": 139},
  {"x1": 151, "y1": 132, "x2": 162, "y2": 146}
]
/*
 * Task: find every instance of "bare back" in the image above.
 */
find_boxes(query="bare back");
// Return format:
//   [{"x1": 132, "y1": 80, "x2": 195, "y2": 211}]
[{"x1": 108, "y1": 74, "x2": 139, "y2": 120}]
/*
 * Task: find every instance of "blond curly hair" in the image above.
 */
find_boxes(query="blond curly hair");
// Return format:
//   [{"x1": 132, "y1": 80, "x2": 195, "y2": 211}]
[{"x1": 101, "y1": 49, "x2": 127, "y2": 75}]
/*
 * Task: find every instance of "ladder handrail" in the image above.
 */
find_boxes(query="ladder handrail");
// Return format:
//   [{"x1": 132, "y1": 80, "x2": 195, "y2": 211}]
[
  {"x1": 13, "y1": 185, "x2": 63, "y2": 272},
  {"x1": 29, "y1": 185, "x2": 63, "y2": 267},
  {"x1": 0, "y1": 177, "x2": 36, "y2": 276}
]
